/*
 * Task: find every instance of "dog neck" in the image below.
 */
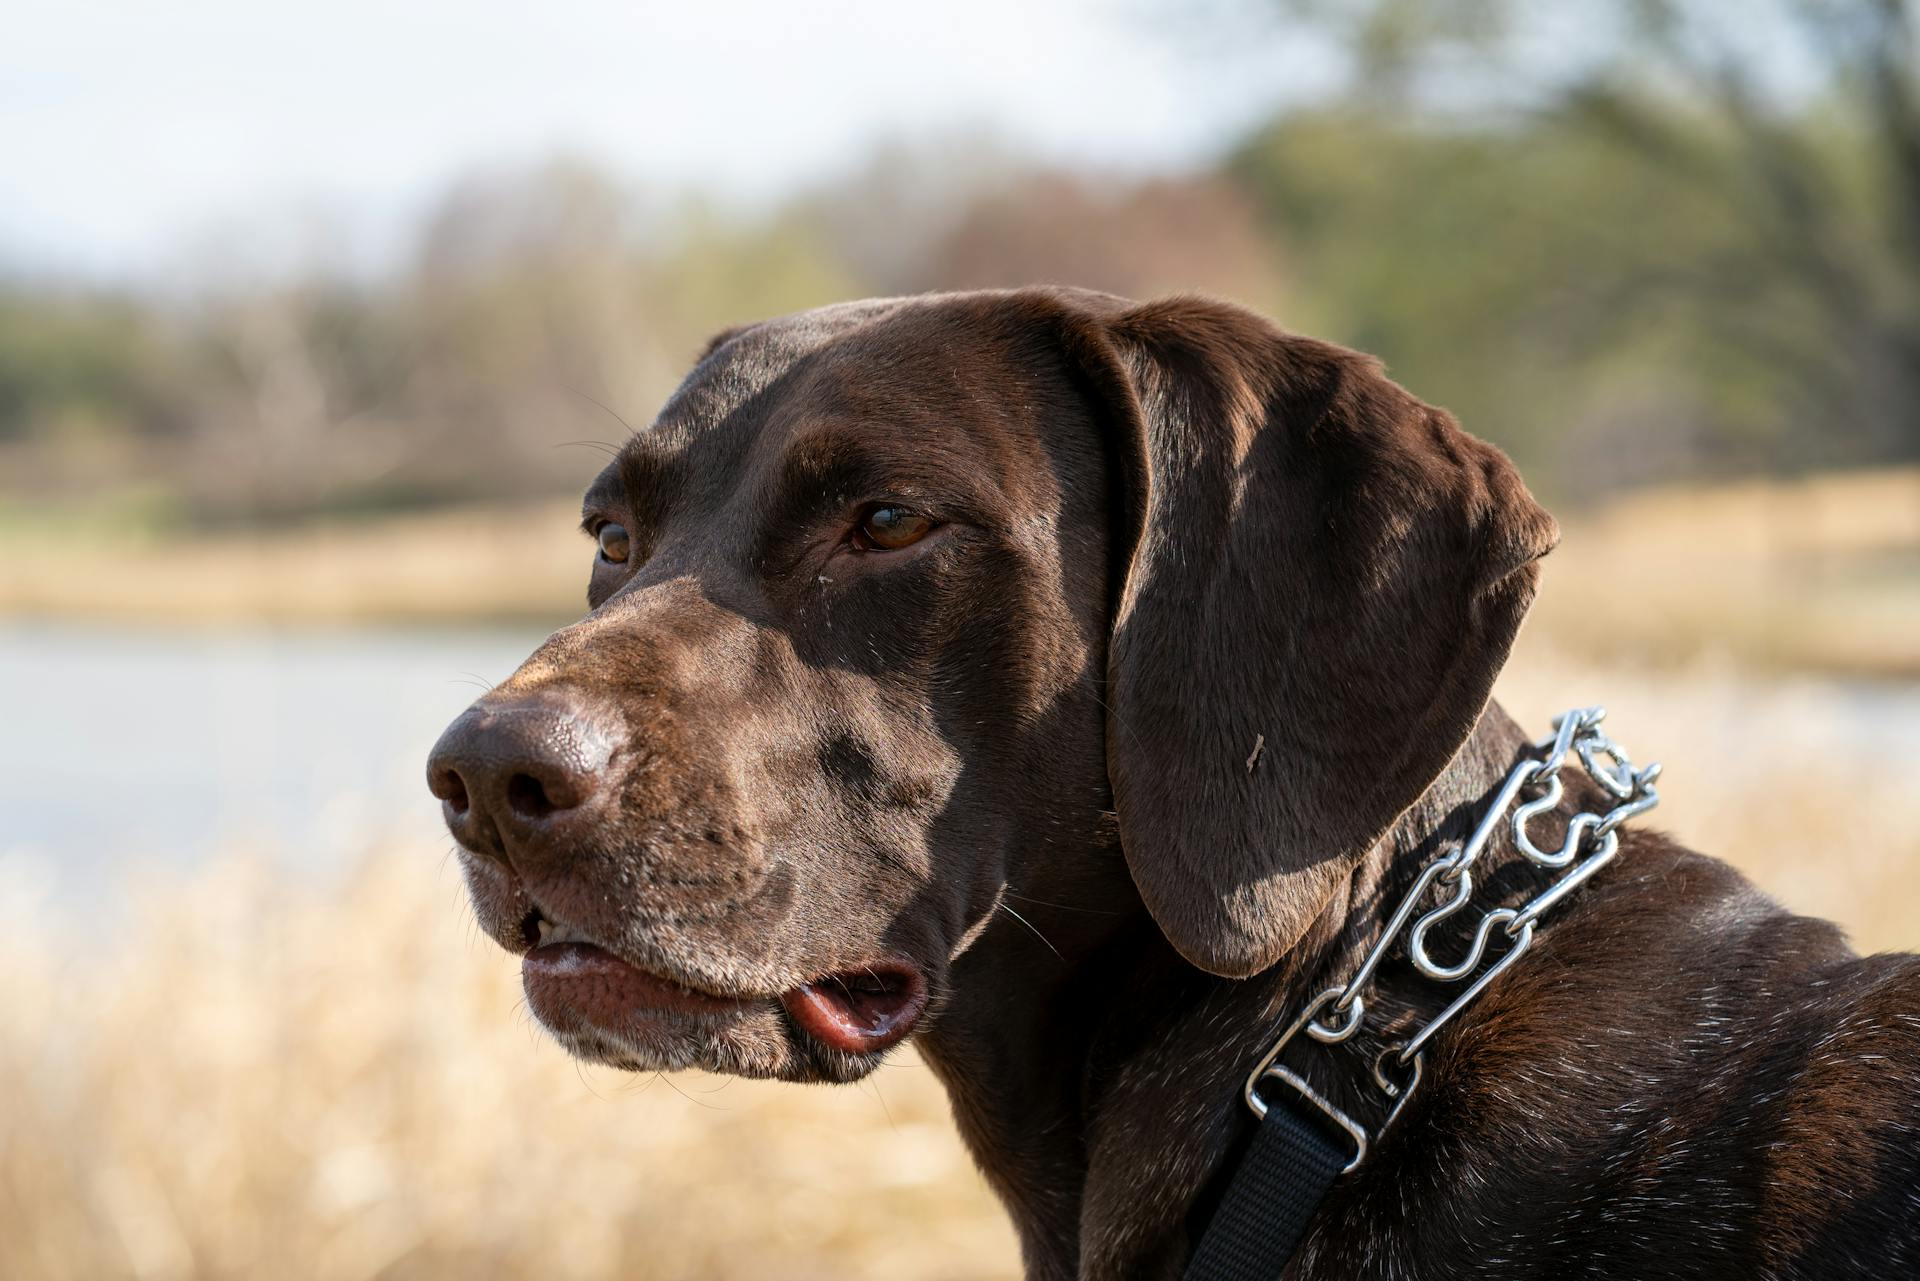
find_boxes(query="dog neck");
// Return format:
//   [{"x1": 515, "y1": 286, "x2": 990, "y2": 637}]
[{"x1": 916, "y1": 700, "x2": 1551, "y2": 1281}]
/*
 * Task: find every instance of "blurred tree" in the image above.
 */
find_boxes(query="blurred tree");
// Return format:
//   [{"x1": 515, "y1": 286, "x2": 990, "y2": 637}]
[
  {"x1": 0, "y1": 288, "x2": 181, "y2": 444},
  {"x1": 1225, "y1": 0, "x2": 1920, "y2": 488}
]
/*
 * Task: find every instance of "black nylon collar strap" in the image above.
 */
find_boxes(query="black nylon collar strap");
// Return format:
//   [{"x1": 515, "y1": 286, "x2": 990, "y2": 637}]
[{"x1": 1181, "y1": 1100, "x2": 1349, "y2": 1280}]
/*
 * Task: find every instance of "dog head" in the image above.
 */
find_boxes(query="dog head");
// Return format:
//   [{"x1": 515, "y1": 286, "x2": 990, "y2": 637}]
[{"x1": 426, "y1": 289, "x2": 1556, "y2": 1081}]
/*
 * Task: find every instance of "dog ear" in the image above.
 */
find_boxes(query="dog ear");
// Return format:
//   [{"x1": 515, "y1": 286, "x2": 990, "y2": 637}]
[{"x1": 1056, "y1": 294, "x2": 1558, "y2": 979}]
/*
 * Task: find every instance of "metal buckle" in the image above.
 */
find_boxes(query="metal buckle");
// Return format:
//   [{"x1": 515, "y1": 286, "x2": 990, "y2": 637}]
[
  {"x1": 1250, "y1": 1065, "x2": 1368, "y2": 1173},
  {"x1": 1243, "y1": 988, "x2": 1369, "y2": 1172}
]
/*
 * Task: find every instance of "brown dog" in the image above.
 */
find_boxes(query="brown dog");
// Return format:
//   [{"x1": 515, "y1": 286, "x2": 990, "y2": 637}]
[{"x1": 427, "y1": 289, "x2": 1920, "y2": 1279}]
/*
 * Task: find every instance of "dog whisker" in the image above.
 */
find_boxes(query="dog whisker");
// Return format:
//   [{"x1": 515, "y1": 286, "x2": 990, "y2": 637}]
[
  {"x1": 860, "y1": 1075, "x2": 896, "y2": 1128},
  {"x1": 1006, "y1": 891, "x2": 1116, "y2": 916},
  {"x1": 658, "y1": 1071, "x2": 729, "y2": 1111},
  {"x1": 997, "y1": 901, "x2": 1064, "y2": 961},
  {"x1": 562, "y1": 384, "x2": 640, "y2": 438}
]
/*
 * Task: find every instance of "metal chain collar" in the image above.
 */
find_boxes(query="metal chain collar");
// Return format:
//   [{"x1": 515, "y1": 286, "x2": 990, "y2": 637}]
[{"x1": 1243, "y1": 707, "x2": 1663, "y2": 1171}]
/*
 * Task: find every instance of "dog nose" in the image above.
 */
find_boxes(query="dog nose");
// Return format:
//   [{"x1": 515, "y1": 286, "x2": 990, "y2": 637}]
[{"x1": 426, "y1": 692, "x2": 618, "y2": 871}]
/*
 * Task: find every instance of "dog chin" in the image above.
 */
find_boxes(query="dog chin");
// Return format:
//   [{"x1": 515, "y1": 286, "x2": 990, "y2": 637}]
[
  {"x1": 541, "y1": 1013, "x2": 891, "y2": 1085},
  {"x1": 540, "y1": 1009, "x2": 781, "y2": 1074}
]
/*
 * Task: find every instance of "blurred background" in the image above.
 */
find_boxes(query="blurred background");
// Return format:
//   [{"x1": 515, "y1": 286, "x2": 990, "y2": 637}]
[{"x1": 3, "y1": 1, "x2": 1918, "y2": 1278}]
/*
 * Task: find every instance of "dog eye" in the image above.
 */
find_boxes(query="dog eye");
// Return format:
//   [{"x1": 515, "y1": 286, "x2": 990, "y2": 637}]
[
  {"x1": 854, "y1": 506, "x2": 934, "y2": 552},
  {"x1": 596, "y1": 522, "x2": 631, "y2": 564}
]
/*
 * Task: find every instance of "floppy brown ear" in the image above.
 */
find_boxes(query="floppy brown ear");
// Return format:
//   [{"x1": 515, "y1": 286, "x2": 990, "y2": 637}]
[{"x1": 1063, "y1": 294, "x2": 1558, "y2": 979}]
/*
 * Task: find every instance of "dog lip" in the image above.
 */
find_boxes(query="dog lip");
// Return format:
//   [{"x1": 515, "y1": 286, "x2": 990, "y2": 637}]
[
  {"x1": 519, "y1": 903, "x2": 755, "y2": 1014},
  {"x1": 780, "y1": 960, "x2": 928, "y2": 1055},
  {"x1": 523, "y1": 941, "x2": 754, "y2": 1018},
  {"x1": 509, "y1": 901, "x2": 781, "y2": 1011},
  {"x1": 520, "y1": 905, "x2": 748, "y2": 1000}
]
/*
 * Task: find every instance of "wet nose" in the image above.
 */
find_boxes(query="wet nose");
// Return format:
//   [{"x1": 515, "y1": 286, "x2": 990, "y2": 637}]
[{"x1": 426, "y1": 692, "x2": 618, "y2": 871}]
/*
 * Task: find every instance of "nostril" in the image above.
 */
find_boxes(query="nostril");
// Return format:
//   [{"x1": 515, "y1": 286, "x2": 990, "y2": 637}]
[
  {"x1": 429, "y1": 693, "x2": 612, "y2": 858},
  {"x1": 431, "y1": 767, "x2": 471, "y2": 816},
  {"x1": 506, "y1": 772, "x2": 558, "y2": 820}
]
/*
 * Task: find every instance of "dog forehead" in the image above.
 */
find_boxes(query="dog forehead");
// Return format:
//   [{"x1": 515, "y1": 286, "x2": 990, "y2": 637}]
[
  {"x1": 611, "y1": 295, "x2": 1057, "y2": 489},
  {"x1": 655, "y1": 298, "x2": 923, "y2": 443}
]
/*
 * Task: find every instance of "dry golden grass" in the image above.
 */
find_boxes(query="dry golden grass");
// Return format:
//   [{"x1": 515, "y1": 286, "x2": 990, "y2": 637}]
[
  {"x1": 3, "y1": 650, "x2": 1915, "y2": 1281},
  {"x1": 0, "y1": 853, "x2": 1020, "y2": 1281},
  {"x1": 0, "y1": 501, "x2": 586, "y2": 628},
  {"x1": 1532, "y1": 468, "x2": 1920, "y2": 677}
]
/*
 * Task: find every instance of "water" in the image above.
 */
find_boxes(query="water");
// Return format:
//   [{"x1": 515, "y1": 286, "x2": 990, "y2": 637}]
[
  {"x1": 0, "y1": 620, "x2": 550, "y2": 905},
  {"x1": 4, "y1": 619, "x2": 1918, "y2": 910}
]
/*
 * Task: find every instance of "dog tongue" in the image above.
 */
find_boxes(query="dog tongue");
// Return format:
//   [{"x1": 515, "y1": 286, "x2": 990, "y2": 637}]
[{"x1": 781, "y1": 972, "x2": 926, "y2": 1055}]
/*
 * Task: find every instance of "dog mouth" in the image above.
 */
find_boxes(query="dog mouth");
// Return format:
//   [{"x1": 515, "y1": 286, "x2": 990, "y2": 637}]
[
  {"x1": 778, "y1": 965, "x2": 928, "y2": 1055},
  {"x1": 516, "y1": 906, "x2": 927, "y2": 1057}
]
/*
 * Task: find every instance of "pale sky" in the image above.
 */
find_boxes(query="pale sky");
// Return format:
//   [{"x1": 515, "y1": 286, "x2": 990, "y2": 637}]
[{"x1": 0, "y1": 0, "x2": 1338, "y2": 281}]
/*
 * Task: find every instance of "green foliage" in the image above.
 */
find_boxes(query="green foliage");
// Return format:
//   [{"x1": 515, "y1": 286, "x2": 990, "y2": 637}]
[
  {"x1": 0, "y1": 289, "x2": 177, "y2": 442},
  {"x1": 1235, "y1": 0, "x2": 1920, "y2": 490},
  {"x1": 1227, "y1": 106, "x2": 1873, "y2": 486}
]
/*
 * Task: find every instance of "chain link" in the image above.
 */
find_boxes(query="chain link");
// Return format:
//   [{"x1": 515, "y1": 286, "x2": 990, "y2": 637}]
[{"x1": 1242, "y1": 707, "x2": 1662, "y2": 1163}]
